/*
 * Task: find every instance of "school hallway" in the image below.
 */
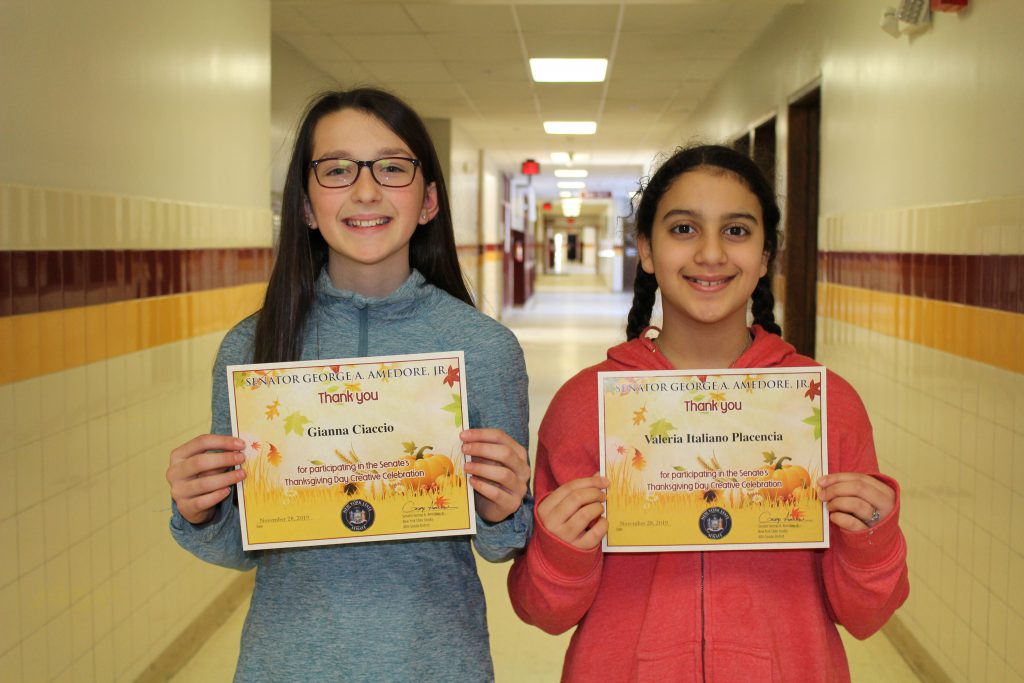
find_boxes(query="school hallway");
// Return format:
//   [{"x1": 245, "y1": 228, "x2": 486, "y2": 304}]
[
  {"x1": 161, "y1": 275, "x2": 920, "y2": 682},
  {"x1": 4, "y1": 1, "x2": 1024, "y2": 682}
]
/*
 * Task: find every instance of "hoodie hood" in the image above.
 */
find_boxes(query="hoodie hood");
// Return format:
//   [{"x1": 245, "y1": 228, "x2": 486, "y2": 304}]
[{"x1": 605, "y1": 325, "x2": 806, "y2": 371}]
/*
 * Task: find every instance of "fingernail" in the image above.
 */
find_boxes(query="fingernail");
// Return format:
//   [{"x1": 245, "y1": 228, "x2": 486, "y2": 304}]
[{"x1": 233, "y1": 439, "x2": 245, "y2": 449}]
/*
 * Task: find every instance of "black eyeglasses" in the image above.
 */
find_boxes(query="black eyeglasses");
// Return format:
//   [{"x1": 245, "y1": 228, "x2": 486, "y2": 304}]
[{"x1": 310, "y1": 156, "x2": 421, "y2": 188}]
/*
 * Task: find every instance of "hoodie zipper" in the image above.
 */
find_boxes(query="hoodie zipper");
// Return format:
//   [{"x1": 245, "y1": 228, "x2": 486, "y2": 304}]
[
  {"x1": 358, "y1": 307, "x2": 368, "y2": 356},
  {"x1": 701, "y1": 552, "x2": 707, "y2": 682}
]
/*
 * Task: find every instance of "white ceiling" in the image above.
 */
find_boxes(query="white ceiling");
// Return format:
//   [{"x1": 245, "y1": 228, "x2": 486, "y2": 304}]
[{"x1": 272, "y1": 0, "x2": 801, "y2": 201}]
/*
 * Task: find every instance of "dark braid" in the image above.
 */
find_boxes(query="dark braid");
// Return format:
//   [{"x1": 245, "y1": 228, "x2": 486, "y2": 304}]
[
  {"x1": 751, "y1": 275, "x2": 782, "y2": 336},
  {"x1": 628, "y1": 144, "x2": 783, "y2": 341},
  {"x1": 626, "y1": 268, "x2": 659, "y2": 340}
]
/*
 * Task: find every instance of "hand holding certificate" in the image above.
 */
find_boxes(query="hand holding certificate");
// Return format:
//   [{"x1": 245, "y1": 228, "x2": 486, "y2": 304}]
[
  {"x1": 599, "y1": 367, "x2": 828, "y2": 552},
  {"x1": 227, "y1": 351, "x2": 476, "y2": 550}
]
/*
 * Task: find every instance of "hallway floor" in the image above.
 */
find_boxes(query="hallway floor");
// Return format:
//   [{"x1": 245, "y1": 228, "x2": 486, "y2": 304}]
[{"x1": 170, "y1": 278, "x2": 920, "y2": 682}]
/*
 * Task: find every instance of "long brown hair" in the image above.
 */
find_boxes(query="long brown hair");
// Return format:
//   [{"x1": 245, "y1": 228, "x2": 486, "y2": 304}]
[{"x1": 252, "y1": 88, "x2": 473, "y2": 363}]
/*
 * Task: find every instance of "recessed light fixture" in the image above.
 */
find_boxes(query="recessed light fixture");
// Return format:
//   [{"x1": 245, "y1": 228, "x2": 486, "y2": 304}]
[
  {"x1": 559, "y1": 191, "x2": 574, "y2": 198},
  {"x1": 554, "y1": 169, "x2": 588, "y2": 178},
  {"x1": 557, "y1": 181, "x2": 586, "y2": 189},
  {"x1": 530, "y1": 58, "x2": 608, "y2": 83},
  {"x1": 543, "y1": 121, "x2": 597, "y2": 135}
]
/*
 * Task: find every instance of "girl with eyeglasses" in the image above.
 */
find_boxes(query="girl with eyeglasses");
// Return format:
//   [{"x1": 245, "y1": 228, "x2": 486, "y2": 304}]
[
  {"x1": 166, "y1": 88, "x2": 532, "y2": 682},
  {"x1": 507, "y1": 144, "x2": 909, "y2": 682}
]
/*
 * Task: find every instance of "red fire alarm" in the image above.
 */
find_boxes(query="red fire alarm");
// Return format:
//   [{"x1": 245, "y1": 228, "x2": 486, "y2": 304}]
[
  {"x1": 521, "y1": 159, "x2": 540, "y2": 175},
  {"x1": 931, "y1": 0, "x2": 967, "y2": 10}
]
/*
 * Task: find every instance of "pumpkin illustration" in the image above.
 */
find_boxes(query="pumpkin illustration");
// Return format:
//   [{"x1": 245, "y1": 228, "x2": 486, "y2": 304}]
[
  {"x1": 399, "y1": 446, "x2": 453, "y2": 491},
  {"x1": 759, "y1": 456, "x2": 811, "y2": 500}
]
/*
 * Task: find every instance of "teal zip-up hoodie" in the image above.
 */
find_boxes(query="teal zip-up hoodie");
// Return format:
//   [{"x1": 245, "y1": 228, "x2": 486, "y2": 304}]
[{"x1": 170, "y1": 268, "x2": 532, "y2": 682}]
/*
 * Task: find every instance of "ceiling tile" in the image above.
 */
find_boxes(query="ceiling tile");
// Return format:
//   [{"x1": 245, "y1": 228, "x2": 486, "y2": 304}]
[
  {"x1": 271, "y1": 4, "x2": 318, "y2": 33},
  {"x1": 363, "y1": 61, "x2": 454, "y2": 83},
  {"x1": 278, "y1": 32, "x2": 354, "y2": 61},
  {"x1": 387, "y1": 81, "x2": 466, "y2": 100},
  {"x1": 444, "y1": 61, "x2": 528, "y2": 82},
  {"x1": 291, "y1": 3, "x2": 420, "y2": 33},
  {"x1": 424, "y1": 32, "x2": 523, "y2": 61},
  {"x1": 460, "y1": 80, "x2": 535, "y2": 100},
  {"x1": 514, "y1": 4, "x2": 621, "y2": 33},
  {"x1": 621, "y1": 4, "x2": 731, "y2": 34},
  {"x1": 320, "y1": 61, "x2": 376, "y2": 85},
  {"x1": 521, "y1": 33, "x2": 614, "y2": 59},
  {"x1": 403, "y1": 4, "x2": 515, "y2": 33},
  {"x1": 331, "y1": 34, "x2": 438, "y2": 61}
]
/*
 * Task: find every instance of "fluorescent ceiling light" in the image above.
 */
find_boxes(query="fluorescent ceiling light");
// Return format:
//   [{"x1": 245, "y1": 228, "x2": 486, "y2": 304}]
[
  {"x1": 559, "y1": 191, "x2": 574, "y2": 198},
  {"x1": 530, "y1": 58, "x2": 608, "y2": 83},
  {"x1": 562, "y1": 202, "x2": 582, "y2": 217},
  {"x1": 554, "y1": 169, "x2": 588, "y2": 178},
  {"x1": 557, "y1": 181, "x2": 586, "y2": 189},
  {"x1": 551, "y1": 152, "x2": 590, "y2": 164},
  {"x1": 544, "y1": 121, "x2": 597, "y2": 135}
]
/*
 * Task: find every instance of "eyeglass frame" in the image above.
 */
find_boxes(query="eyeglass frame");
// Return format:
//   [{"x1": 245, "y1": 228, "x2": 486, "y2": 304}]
[{"x1": 308, "y1": 156, "x2": 422, "y2": 189}]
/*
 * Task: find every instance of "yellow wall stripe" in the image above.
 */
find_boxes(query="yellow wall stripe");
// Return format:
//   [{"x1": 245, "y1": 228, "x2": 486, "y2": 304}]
[
  {"x1": 818, "y1": 282, "x2": 1024, "y2": 374},
  {"x1": 0, "y1": 284, "x2": 266, "y2": 385}
]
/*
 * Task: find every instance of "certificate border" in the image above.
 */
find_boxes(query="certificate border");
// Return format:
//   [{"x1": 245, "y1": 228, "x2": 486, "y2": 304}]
[
  {"x1": 227, "y1": 350, "x2": 476, "y2": 550},
  {"x1": 598, "y1": 366, "x2": 829, "y2": 553}
]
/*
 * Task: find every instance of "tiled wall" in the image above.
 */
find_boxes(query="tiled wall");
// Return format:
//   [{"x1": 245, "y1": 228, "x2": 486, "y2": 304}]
[
  {"x1": 816, "y1": 196, "x2": 1024, "y2": 682},
  {"x1": 1, "y1": 184, "x2": 273, "y2": 683}
]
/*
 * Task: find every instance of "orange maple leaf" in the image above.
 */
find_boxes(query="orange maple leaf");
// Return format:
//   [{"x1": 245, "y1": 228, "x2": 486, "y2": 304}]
[
  {"x1": 434, "y1": 495, "x2": 448, "y2": 509},
  {"x1": 804, "y1": 379, "x2": 821, "y2": 401},
  {"x1": 616, "y1": 445, "x2": 626, "y2": 455},
  {"x1": 267, "y1": 444, "x2": 282, "y2": 467},
  {"x1": 632, "y1": 406, "x2": 648, "y2": 425},
  {"x1": 265, "y1": 400, "x2": 280, "y2": 420},
  {"x1": 632, "y1": 449, "x2": 646, "y2": 471},
  {"x1": 442, "y1": 365, "x2": 460, "y2": 388},
  {"x1": 788, "y1": 506, "x2": 805, "y2": 520}
]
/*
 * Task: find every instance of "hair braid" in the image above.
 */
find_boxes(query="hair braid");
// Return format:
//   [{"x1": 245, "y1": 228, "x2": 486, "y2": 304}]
[
  {"x1": 626, "y1": 268, "x2": 659, "y2": 340},
  {"x1": 750, "y1": 275, "x2": 782, "y2": 336}
]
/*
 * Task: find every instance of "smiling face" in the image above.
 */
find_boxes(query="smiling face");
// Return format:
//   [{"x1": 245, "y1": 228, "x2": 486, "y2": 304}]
[
  {"x1": 305, "y1": 108, "x2": 439, "y2": 296},
  {"x1": 638, "y1": 167, "x2": 768, "y2": 335}
]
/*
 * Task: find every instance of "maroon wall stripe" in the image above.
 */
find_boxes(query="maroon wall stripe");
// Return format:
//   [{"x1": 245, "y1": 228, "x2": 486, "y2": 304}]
[
  {"x1": 1, "y1": 248, "x2": 274, "y2": 318},
  {"x1": 818, "y1": 252, "x2": 1024, "y2": 315}
]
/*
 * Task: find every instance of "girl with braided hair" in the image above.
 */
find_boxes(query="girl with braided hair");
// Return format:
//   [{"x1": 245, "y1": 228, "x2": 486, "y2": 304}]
[{"x1": 508, "y1": 144, "x2": 908, "y2": 682}]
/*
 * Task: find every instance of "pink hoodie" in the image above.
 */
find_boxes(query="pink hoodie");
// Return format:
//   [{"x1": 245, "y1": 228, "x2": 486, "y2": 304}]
[{"x1": 508, "y1": 327, "x2": 909, "y2": 682}]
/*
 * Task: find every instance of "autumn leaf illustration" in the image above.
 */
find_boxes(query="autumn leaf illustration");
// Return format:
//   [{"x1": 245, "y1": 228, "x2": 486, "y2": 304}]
[
  {"x1": 327, "y1": 365, "x2": 342, "y2": 374},
  {"x1": 649, "y1": 418, "x2": 677, "y2": 439},
  {"x1": 377, "y1": 363, "x2": 393, "y2": 383},
  {"x1": 709, "y1": 391, "x2": 726, "y2": 402},
  {"x1": 632, "y1": 405, "x2": 648, "y2": 425},
  {"x1": 696, "y1": 375, "x2": 708, "y2": 383},
  {"x1": 788, "y1": 506, "x2": 805, "y2": 520},
  {"x1": 267, "y1": 444, "x2": 282, "y2": 467},
  {"x1": 632, "y1": 449, "x2": 647, "y2": 471},
  {"x1": 284, "y1": 411, "x2": 311, "y2": 436},
  {"x1": 343, "y1": 482, "x2": 362, "y2": 497},
  {"x1": 310, "y1": 459, "x2": 325, "y2": 465},
  {"x1": 442, "y1": 365, "x2": 460, "y2": 388},
  {"x1": 434, "y1": 495, "x2": 449, "y2": 509},
  {"x1": 762, "y1": 451, "x2": 777, "y2": 464},
  {"x1": 344, "y1": 382, "x2": 361, "y2": 393},
  {"x1": 616, "y1": 445, "x2": 626, "y2": 455},
  {"x1": 672, "y1": 466, "x2": 688, "y2": 472},
  {"x1": 442, "y1": 393, "x2": 463, "y2": 427},
  {"x1": 402, "y1": 441, "x2": 417, "y2": 455},
  {"x1": 326, "y1": 385, "x2": 339, "y2": 393},
  {"x1": 802, "y1": 407, "x2": 821, "y2": 440},
  {"x1": 265, "y1": 400, "x2": 280, "y2": 420},
  {"x1": 804, "y1": 379, "x2": 821, "y2": 401}
]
